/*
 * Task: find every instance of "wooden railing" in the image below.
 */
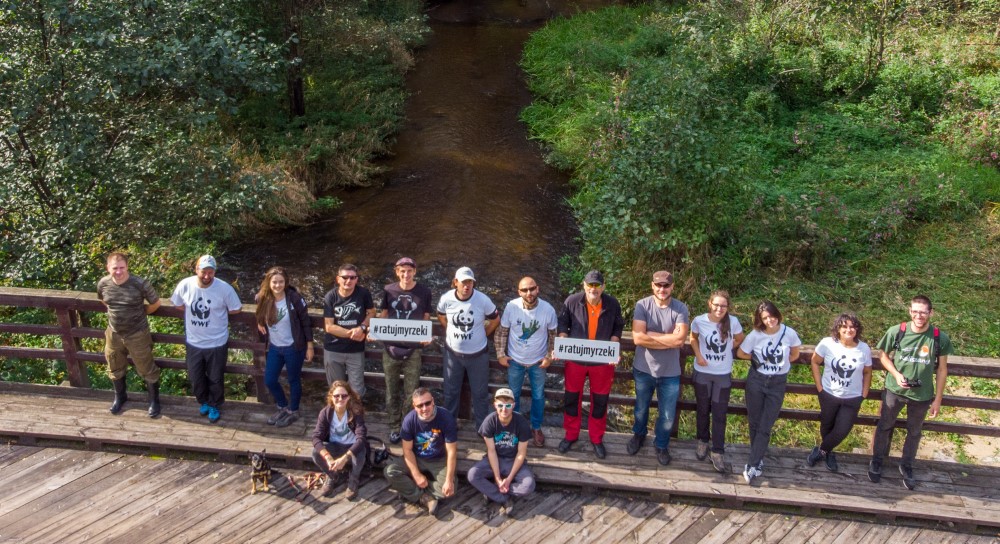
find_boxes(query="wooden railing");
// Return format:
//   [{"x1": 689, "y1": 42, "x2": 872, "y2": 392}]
[{"x1": 2, "y1": 287, "x2": 999, "y2": 438}]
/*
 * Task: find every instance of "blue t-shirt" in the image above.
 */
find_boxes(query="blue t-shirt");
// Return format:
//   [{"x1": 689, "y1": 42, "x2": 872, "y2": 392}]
[{"x1": 400, "y1": 406, "x2": 458, "y2": 460}]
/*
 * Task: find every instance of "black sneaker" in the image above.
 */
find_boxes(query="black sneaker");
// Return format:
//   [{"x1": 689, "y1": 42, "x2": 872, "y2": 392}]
[
  {"x1": 868, "y1": 458, "x2": 882, "y2": 483},
  {"x1": 899, "y1": 464, "x2": 916, "y2": 490},
  {"x1": 695, "y1": 441, "x2": 709, "y2": 461},
  {"x1": 592, "y1": 442, "x2": 606, "y2": 459},
  {"x1": 557, "y1": 438, "x2": 576, "y2": 454},
  {"x1": 389, "y1": 431, "x2": 402, "y2": 445},
  {"x1": 656, "y1": 448, "x2": 671, "y2": 466},
  {"x1": 626, "y1": 434, "x2": 645, "y2": 456},
  {"x1": 806, "y1": 446, "x2": 823, "y2": 467},
  {"x1": 825, "y1": 452, "x2": 838, "y2": 473},
  {"x1": 499, "y1": 497, "x2": 515, "y2": 517}
]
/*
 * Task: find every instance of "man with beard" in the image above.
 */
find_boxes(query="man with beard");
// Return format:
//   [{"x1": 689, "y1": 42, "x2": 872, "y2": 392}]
[{"x1": 323, "y1": 263, "x2": 375, "y2": 398}]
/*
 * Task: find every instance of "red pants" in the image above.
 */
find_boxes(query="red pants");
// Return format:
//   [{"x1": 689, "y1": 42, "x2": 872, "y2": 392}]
[{"x1": 563, "y1": 361, "x2": 614, "y2": 443}]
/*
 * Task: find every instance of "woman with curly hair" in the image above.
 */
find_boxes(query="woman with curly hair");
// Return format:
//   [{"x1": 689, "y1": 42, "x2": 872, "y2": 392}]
[
  {"x1": 255, "y1": 266, "x2": 314, "y2": 427},
  {"x1": 312, "y1": 381, "x2": 369, "y2": 500},
  {"x1": 808, "y1": 313, "x2": 872, "y2": 472}
]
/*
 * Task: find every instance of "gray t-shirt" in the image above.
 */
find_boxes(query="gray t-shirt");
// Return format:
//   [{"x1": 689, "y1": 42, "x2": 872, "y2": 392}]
[
  {"x1": 633, "y1": 296, "x2": 690, "y2": 378},
  {"x1": 97, "y1": 275, "x2": 159, "y2": 336}
]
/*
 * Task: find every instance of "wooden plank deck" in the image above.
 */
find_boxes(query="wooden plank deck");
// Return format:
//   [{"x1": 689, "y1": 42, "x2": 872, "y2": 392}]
[
  {"x1": 1, "y1": 446, "x2": 997, "y2": 544},
  {"x1": 2, "y1": 382, "x2": 1000, "y2": 536}
]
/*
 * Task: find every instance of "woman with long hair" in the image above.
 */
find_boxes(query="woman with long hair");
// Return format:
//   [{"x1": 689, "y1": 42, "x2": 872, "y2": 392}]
[
  {"x1": 312, "y1": 381, "x2": 369, "y2": 499},
  {"x1": 689, "y1": 290, "x2": 745, "y2": 473},
  {"x1": 255, "y1": 267, "x2": 314, "y2": 427},
  {"x1": 808, "y1": 313, "x2": 872, "y2": 472},
  {"x1": 736, "y1": 300, "x2": 802, "y2": 484}
]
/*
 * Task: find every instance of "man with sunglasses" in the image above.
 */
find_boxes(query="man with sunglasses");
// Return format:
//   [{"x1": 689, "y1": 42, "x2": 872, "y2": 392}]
[
  {"x1": 627, "y1": 270, "x2": 690, "y2": 466},
  {"x1": 467, "y1": 388, "x2": 535, "y2": 516},
  {"x1": 384, "y1": 388, "x2": 458, "y2": 517},
  {"x1": 495, "y1": 276, "x2": 557, "y2": 447},
  {"x1": 323, "y1": 263, "x2": 374, "y2": 397},
  {"x1": 556, "y1": 270, "x2": 625, "y2": 459}
]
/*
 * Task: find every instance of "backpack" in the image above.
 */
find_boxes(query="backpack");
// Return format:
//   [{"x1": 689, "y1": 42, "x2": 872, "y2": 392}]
[
  {"x1": 893, "y1": 322, "x2": 941, "y2": 370},
  {"x1": 364, "y1": 436, "x2": 393, "y2": 477}
]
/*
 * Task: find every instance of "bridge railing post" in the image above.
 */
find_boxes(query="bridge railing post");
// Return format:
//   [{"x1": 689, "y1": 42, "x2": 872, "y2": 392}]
[{"x1": 55, "y1": 305, "x2": 90, "y2": 388}]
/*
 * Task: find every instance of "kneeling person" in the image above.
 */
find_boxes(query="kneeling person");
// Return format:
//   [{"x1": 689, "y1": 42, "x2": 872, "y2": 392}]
[
  {"x1": 468, "y1": 388, "x2": 536, "y2": 515},
  {"x1": 384, "y1": 388, "x2": 458, "y2": 516}
]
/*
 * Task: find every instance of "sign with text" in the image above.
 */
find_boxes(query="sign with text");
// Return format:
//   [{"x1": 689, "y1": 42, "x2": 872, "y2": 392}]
[
  {"x1": 554, "y1": 337, "x2": 620, "y2": 364},
  {"x1": 368, "y1": 318, "x2": 433, "y2": 343}
]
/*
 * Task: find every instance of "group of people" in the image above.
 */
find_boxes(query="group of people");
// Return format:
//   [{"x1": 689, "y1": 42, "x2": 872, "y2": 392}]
[{"x1": 98, "y1": 251, "x2": 952, "y2": 515}]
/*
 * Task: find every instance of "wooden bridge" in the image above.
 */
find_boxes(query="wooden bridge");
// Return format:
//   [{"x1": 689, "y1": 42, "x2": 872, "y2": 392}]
[{"x1": 2, "y1": 287, "x2": 1000, "y2": 541}]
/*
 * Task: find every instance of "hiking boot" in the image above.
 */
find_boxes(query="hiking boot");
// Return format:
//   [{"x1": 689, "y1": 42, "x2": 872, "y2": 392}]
[
  {"x1": 275, "y1": 410, "x2": 299, "y2": 428},
  {"x1": 899, "y1": 464, "x2": 916, "y2": 490},
  {"x1": 267, "y1": 407, "x2": 287, "y2": 425},
  {"x1": 696, "y1": 440, "x2": 709, "y2": 461},
  {"x1": 868, "y1": 458, "x2": 882, "y2": 483},
  {"x1": 345, "y1": 487, "x2": 358, "y2": 501},
  {"x1": 146, "y1": 381, "x2": 161, "y2": 418},
  {"x1": 389, "y1": 431, "x2": 402, "y2": 445},
  {"x1": 532, "y1": 429, "x2": 545, "y2": 447},
  {"x1": 419, "y1": 492, "x2": 439, "y2": 516},
  {"x1": 710, "y1": 452, "x2": 726, "y2": 473},
  {"x1": 592, "y1": 442, "x2": 606, "y2": 459},
  {"x1": 199, "y1": 403, "x2": 210, "y2": 416},
  {"x1": 557, "y1": 439, "x2": 576, "y2": 454},
  {"x1": 656, "y1": 448, "x2": 671, "y2": 466},
  {"x1": 499, "y1": 497, "x2": 515, "y2": 517},
  {"x1": 825, "y1": 452, "x2": 839, "y2": 473},
  {"x1": 207, "y1": 406, "x2": 221, "y2": 423},
  {"x1": 806, "y1": 446, "x2": 823, "y2": 467},
  {"x1": 109, "y1": 378, "x2": 128, "y2": 414},
  {"x1": 626, "y1": 434, "x2": 645, "y2": 456},
  {"x1": 319, "y1": 476, "x2": 335, "y2": 497}
]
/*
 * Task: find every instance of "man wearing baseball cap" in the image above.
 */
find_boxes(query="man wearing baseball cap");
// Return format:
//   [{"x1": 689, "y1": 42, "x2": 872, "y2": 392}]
[
  {"x1": 436, "y1": 266, "x2": 499, "y2": 428},
  {"x1": 378, "y1": 257, "x2": 434, "y2": 444},
  {"x1": 170, "y1": 255, "x2": 242, "y2": 423},
  {"x1": 556, "y1": 270, "x2": 625, "y2": 459},
  {"x1": 466, "y1": 387, "x2": 535, "y2": 516}
]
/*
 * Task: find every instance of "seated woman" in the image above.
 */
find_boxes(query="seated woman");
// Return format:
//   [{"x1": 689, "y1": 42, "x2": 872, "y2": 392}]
[
  {"x1": 312, "y1": 381, "x2": 369, "y2": 500},
  {"x1": 808, "y1": 313, "x2": 872, "y2": 472}
]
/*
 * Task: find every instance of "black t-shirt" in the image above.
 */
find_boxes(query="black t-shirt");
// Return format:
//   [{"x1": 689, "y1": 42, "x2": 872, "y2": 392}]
[
  {"x1": 380, "y1": 282, "x2": 433, "y2": 358},
  {"x1": 323, "y1": 286, "x2": 373, "y2": 353},
  {"x1": 477, "y1": 411, "x2": 532, "y2": 459}
]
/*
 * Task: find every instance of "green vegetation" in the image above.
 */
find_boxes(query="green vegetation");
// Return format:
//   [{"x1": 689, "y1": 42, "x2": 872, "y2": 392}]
[{"x1": 522, "y1": 1, "x2": 1000, "y2": 354}]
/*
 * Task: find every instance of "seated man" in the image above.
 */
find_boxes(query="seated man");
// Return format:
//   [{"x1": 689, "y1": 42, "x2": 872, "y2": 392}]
[
  {"x1": 467, "y1": 388, "x2": 535, "y2": 516},
  {"x1": 384, "y1": 388, "x2": 458, "y2": 517}
]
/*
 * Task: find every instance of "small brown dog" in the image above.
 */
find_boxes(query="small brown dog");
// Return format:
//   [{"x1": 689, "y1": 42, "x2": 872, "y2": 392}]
[{"x1": 249, "y1": 449, "x2": 271, "y2": 494}]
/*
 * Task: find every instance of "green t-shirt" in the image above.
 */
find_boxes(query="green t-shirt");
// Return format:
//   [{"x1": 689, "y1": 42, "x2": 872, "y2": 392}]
[{"x1": 875, "y1": 323, "x2": 953, "y2": 401}]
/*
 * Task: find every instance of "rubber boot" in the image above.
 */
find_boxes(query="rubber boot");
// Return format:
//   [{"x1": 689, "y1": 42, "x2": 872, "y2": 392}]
[
  {"x1": 147, "y1": 381, "x2": 161, "y2": 418},
  {"x1": 110, "y1": 378, "x2": 128, "y2": 414}
]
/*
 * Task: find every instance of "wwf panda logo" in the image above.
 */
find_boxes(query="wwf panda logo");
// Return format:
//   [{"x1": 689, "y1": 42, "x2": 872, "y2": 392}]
[
  {"x1": 452, "y1": 309, "x2": 475, "y2": 332},
  {"x1": 192, "y1": 296, "x2": 211, "y2": 320},
  {"x1": 829, "y1": 355, "x2": 861, "y2": 389}
]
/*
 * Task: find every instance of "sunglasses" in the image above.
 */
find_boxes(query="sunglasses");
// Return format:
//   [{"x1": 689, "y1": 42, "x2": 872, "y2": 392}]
[
  {"x1": 585, "y1": 282, "x2": 603, "y2": 288},
  {"x1": 654, "y1": 282, "x2": 672, "y2": 288},
  {"x1": 413, "y1": 400, "x2": 434, "y2": 409},
  {"x1": 495, "y1": 403, "x2": 513, "y2": 409},
  {"x1": 518, "y1": 286, "x2": 538, "y2": 293},
  {"x1": 339, "y1": 275, "x2": 358, "y2": 280},
  {"x1": 332, "y1": 393, "x2": 349, "y2": 399}
]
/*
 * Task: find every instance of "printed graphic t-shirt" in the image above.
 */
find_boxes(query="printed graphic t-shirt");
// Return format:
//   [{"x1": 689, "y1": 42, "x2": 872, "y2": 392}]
[
  {"x1": 815, "y1": 337, "x2": 872, "y2": 399},
  {"x1": 323, "y1": 286, "x2": 374, "y2": 353},
  {"x1": 690, "y1": 313, "x2": 744, "y2": 376},
  {"x1": 500, "y1": 298, "x2": 558, "y2": 364},
  {"x1": 477, "y1": 411, "x2": 532, "y2": 459},
  {"x1": 741, "y1": 325, "x2": 802, "y2": 376},
  {"x1": 875, "y1": 323, "x2": 953, "y2": 401},
  {"x1": 400, "y1": 407, "x2": 458, "y2": 461},
  {"x1": 170, "y1": 276, "x2": 242, "y2": 348},
  {"x1": 436, "y1": 289, "x2": 498, "y2": 354}
]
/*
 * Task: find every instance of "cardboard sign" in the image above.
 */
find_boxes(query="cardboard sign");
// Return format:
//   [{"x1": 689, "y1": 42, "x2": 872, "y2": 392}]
[
  {"x1": 554, "y1": 337, "x2": 620, "y2": 364},
  {"x1": 368, "y1": 318, "x2": 433, "y2": 343}
]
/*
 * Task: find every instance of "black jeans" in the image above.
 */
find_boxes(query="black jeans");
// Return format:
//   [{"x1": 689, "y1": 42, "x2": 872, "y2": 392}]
[
  {"x1": 817, "y1": 390, "x2": 863, "y2": 453},
  {"x1": 693, "y1": 370, "x2": 732, "y2": 454},
  {"x1": 871, "y1": 389, "x2": 932, "y2": 467},
  {"x1": 745, "y1": 368, "x2": 787, "y2": 468},
  {"x1": 312, "y1": 441, "x2": 368, "y2": 491}
]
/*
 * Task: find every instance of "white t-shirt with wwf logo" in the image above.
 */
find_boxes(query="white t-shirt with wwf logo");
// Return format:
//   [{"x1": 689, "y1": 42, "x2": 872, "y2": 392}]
[
  {"x1": 741, "y1": 325, "x2": 802, "y2": 376},
  {"x1": 437, "y1": 289, "x2": 497, "y2": 354},
  {"x1": 815, "y1": 337, "x2": 872, "y2": 399},
  {"x1": 691, "y1": 313, "x2": 744, "y2": 375},
  {"x1": 170, "y1": 276, "x2": 242, "y2": 348}
]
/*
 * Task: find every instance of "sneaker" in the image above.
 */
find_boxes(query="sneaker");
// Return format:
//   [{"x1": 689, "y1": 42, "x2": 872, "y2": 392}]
[
  {"x1": 656, "y1": 448, "x2": 671, "y2": 466},
  {"x1": 825, "y1": 452, "x2": 839, "y2": 473},
  {"x1": 743, "y1": 463, "x2": 760, "y2": 485},
  {"x1": 532, "y1": 429, "x2": 545, "y2": 447},
  {"x1": 756, "y1": 459, "x2": 764, "y2": 472},
  {"x1": 868, "y1": 458, "x2": 882, "y2": 483},
  {"x1": 593, "y1": 442, "x2": 606, "y2": 459},
  {"x1": 345, "y1": 487, "x2": 358, "y2": 501},
  {"x1": 267, "y1": 407, "x2": 287, "y2": 425},
  {"x1": 899, "y1": 464, "x2": 916, "y2": 490},
  {"x1": 557, "y1": 438, "x2": 576, "y2": 454},
  {"x1": 199, "y1": 403, "x2": 210, "y2": 416},
  {"x1": 207, "y1": 406, "x2": 220, "y2": 423},
  {"x1": 275, "y1": 410, "x2": 299, "y2": 428},
  {"x1": 696, "y1": 441, "x2": 709, "y2": 461},
  {"x1": 419, "y1": 492, "x2": 439, "y2": 516},
  {"x1": 806, "y1": 446, "x2": 823, "y2": 467},
  {"x1": 319, "y1": 477, "x2": 335, "y2": 497},
  {"x1": 499, "y1": 497, "x2": 515, "y2": 516},
  {"x1": 710, "y1": 452, "x2": 726, "y2": 473},
  {"x1": 389, "y1": 431, "x2": 402, "y2": 445},
  {"x1": 626, "y1": 434, "x2": 645, "y2": 456},
  {"x1": 480, "y1": 494, "x2": 491, "y2": 508}
]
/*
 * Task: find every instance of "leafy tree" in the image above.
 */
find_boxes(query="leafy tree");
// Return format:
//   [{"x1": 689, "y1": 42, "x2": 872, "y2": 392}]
[{"x1": 0, "y1": 0, "x2": 285, "y2": 287}]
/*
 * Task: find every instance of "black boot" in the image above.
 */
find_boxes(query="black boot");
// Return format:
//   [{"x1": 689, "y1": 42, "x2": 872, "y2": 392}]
[
  {"x1": 147, "y1": 381, "x2": 161, "y2": 418},
  {"x1": 110, "y1": 378, "x2": 128, "y2": 414}
]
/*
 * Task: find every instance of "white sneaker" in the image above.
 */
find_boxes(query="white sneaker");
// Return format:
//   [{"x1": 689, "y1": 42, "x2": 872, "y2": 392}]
[{"x1": 743, "y1": 464, "x2": 760, "y2": 484}]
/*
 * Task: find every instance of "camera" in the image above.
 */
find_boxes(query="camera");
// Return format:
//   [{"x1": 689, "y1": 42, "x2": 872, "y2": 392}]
[{"x1": 903, "y1": 377, "x2": 922, "y2": 388}]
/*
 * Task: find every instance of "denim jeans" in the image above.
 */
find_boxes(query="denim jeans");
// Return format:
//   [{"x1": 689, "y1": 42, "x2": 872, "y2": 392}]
[
  {"x1": 507, "y1": 361, "x2": 547, "y2": 430},
  {"x1": 264, "y1": 344, "x2": 305, "y2": 411},
  {"x1": 631, "y1": 368, "x2": 681, "y2": 450}
]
